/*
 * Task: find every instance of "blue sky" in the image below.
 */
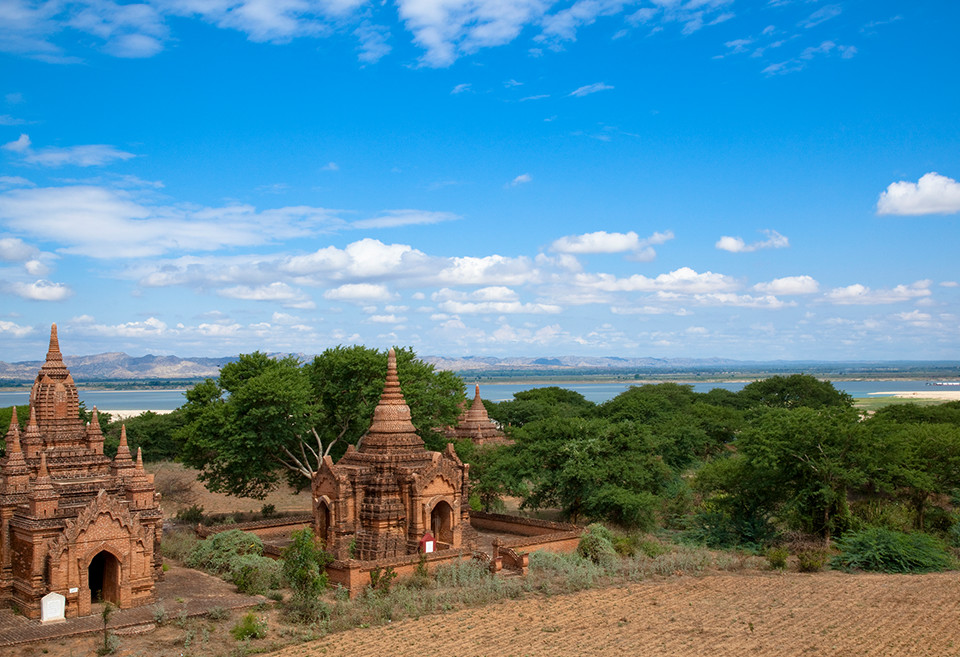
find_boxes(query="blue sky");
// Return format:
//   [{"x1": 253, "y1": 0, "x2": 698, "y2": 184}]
[{"x1": 0, "y1": 0, "x2": 958, "y2": 361}]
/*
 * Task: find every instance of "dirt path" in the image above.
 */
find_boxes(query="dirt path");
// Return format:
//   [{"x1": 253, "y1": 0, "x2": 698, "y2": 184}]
[{"x1": 271, "y1": 570, "x2": 960, "y2": 657}]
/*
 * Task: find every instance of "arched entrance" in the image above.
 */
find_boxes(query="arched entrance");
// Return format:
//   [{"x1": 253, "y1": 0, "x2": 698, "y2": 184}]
[
  {"x1": 88, "y1": 551, "x2": 121, "y2": 604},
  {"x1": 430, "y1": 501, "x2": 454, "y2": 545},
  {"x1": 316, "y1": 500, "x2": 331, "y2": 545}
]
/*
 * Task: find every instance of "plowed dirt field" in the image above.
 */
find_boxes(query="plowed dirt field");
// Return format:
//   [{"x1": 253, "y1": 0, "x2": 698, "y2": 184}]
[{"x1": 272, "y1": 570, "x2": 960, "y2": 657}]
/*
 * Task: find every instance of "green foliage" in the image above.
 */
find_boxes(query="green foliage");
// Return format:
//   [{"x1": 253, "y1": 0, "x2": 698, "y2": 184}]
[
  {"x1": 737, "y1": 374, "x2": 853, "y2": 410},
  {"x1": 369, "y1": 566, "x2": 397, "y2": 595},
  {"x1": 576, "y1": 523, "x2": 617, "y2": 565},
  {"x1": 696, "y1": 407, "x2": 866, "y2": 541},
  {"x1": 487, "y1": 386, "x2": 596, "y2": 429},
  {"x1": 186, "y1": 530, "x2": 264, "y2": 575},
  {"x1": 229, "y1": 553, "x2": 282, "y2": 595},
  {"x1": 832, "y1": 528, "x2": 954, "y2": 573},
  {"x1": 512, "y1": 417, "x2": 671, "y2": 527},
  {"x1": 281, "y1": 528, "x2": 331, "y2": 606},
  {"x1": 764, "y1": 547, "x2": 789, "y2": 570},
  {"x1": 104, "y1": 409, "x2": 184, "y2": 460},
  {"x1": 176, "y1": 504, "x2": 205, "y2": 525},
  {"x1": 797, "y1": 549, "x2": 828, "y2": 572},
  {"x1": 230, "y1": 613, "x2": 267, "y2": 641},
  {"x1": 260, "y1": 503, "x2": 276, "y2": 518},
  {"x1": 206, "y1": 606, "x2": 229, "y2": 621},
  {"x1": 179, "y1": 347, "x2": 464, "y2": 498}
]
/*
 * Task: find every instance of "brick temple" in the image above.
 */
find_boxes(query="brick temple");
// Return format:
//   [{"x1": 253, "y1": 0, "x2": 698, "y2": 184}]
[
  {"x1": 0, "y1": 325, "x2": 162, "y2": 619},
  {"x1": 444, "y1": 384, "x2": 511, "y2": 446},
  {"x1": 312, "y1": 348, "x2": 477, "y2": 560}
]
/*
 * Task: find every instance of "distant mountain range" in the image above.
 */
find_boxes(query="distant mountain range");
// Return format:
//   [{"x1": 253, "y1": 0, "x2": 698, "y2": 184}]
[{"x1": 0, "y1": 351, "x2": 955, "y2": 384}]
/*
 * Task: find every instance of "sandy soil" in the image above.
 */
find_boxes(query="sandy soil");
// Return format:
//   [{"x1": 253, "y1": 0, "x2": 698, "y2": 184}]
[
  {"x1": 102, "y1": 409, "x2": 174, "y2": 420},
  {"x1": 271, "y1": 570, "x2": 960, "y2": 657},
  {"x1": 145, "y1": 461, "x2": 313, "y2": 518},
  {"x1": 875, "y1": 390, "x2": 960, "y2": 401}
]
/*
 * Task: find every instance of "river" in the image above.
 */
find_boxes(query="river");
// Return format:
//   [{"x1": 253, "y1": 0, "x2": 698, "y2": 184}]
[{"x1": 0, "y1": 380, "x2": 949, "y2": 411}]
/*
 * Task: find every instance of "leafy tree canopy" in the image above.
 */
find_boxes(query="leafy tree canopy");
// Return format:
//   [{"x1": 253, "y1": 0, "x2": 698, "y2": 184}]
[
  {"x1": 178, "y1": 347, "x2": 464, "y2": 499},
  {"x1": 737, "y1": 374, "x2": 853, "y2": 410},
  {"x1": 487, "y1": 386, "x2": 596, "y2": 429}
]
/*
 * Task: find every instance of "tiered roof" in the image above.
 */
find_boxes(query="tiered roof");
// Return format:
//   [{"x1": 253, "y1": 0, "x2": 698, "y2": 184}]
[{"x1": 444, "y1": 384, "x2": 511, "y2": 446}]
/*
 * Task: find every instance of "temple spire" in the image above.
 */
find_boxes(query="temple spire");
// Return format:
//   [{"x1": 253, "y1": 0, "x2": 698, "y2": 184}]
[
  {"x1": 46, "y1": 323, "x2": 63, "y2": 364},
  {"x1": 5, "y1": 407, "x2": 19, "y2": 447},
  {"x1": 357, "y1": 348, "x2": 425, "y2": 454}
]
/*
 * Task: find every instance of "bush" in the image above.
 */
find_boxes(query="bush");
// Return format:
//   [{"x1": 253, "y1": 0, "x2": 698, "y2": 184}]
[
  {"x1": 765, "y1": 547, "x2": 789, "y2": 570},
  {"x1": 577, "y1": 524, "x2": 617, "y2": 565},
  {"x1": 636, "y1": 538, "x2": 670, "y2": 559},
  {"x1": 176, "y1": 504, "x2": 205, "y2": 525},
  {"x1": 832, "y1": 528, "x2": 954, "y2": 573},
  {"x1": 230, "y1": 612, "x2": 267, "y2": 641},
  {"x1": 207, "y1": 606, "x2": 229, "y2": 621},
  {"x1": 260, "y1": 504, "x2": 276, "y2": 518},
  {"x1": 229, "y1": 553, "x2": 281, "y2": 595},
  {"x1": 797, "y1": 549, "x2": 828, "y2": 572},
  {"x1": 187, "y1": 530, "x2": 264, "y2": 575},
  {"x1": 948, "y1": 517, "x2": 960, "y2": 548},
  {"x1": 160, "y1": 529, "x2": 198, "y2": 563}
]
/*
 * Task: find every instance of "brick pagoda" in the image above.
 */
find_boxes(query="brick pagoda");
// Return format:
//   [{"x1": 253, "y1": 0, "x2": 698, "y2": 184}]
[
  {"x1": 312, "y1": 348, "x2": 477, "y2": 560},
  {"x1": 444, "y1": 384, "x2": 511, "y2": 446},
  {"x1": 0, "y1": 325, "x2": 162, "y2": 619}
]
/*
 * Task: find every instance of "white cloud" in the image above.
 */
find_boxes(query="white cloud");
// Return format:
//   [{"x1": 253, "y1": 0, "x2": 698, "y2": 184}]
[
  {"x1": 320, "y1": 162, "x2": 339, "y2": 171},
  {"x1": 0, "y1": 115, "x2": 28, "y2": 126},
  {"x1": 7, "y1": 279, "x2": 73, "y2": 301},
  {"x1": 323, "y1": 283, "x2": 394, "y2": 302},
  {"x1": 0, "y1": 320, "x2": 33, "y2": 338},
  {"x1": 0, "y1": 176, "x2": 35, "y2": 189},
  {"x1": 354, "y1": 21, "x2": 391, "y2": 63},
  {"x1": 437, "y1": 254, "x2": 538, "y2": 286},
  {"x1": 569, "y1": 82, "x2": 613, "y2": 97},
  {"x1": 0, "y1": 237, "x2": 39, "y2": 262},
  {"x1": 369, "y1": 314, "x2": 405, "y2": 323},
  {"x1": 451, "y1": 83, "x2": 471, "y2": 94},
  {"x1": 800, "y1": 5, "x2": 841, "y2": 29},
  {"x1": 551, "y1": 230, "x2": 673, "y2": 257},
  {"x1": 715, "y1": 229, "x2": 789, "y2": 253},
  {"x1": 218, "y1": 282, "x2": 314, "y2": 308},
  {"x1": 433, "y1": 286, "x2": 519, "y2": 302},
  {"x1": 877, "y1": 172, "x2": 960, "y2": 216},
  {"x1": 539, "y1": 0, "x2": 629, "y2": 43},
  {"x1": 825, "y1": 280, "x2": 932, "y2": 305},
  {"x1": 3, "y1": 134, "x2": 31, "y2": 153},
  {"x1": 753, "y1": 275, "x2": 819, "y2": 295},
  {"x1": 509, "y1": 173, "x2": 532, "y2": 187},
  {"x1": 0, "y1": 185, "x2": 344, "y2": 258},
  {"x1": 894, "y1": 310, "x2": 932, "y2": 325},
  {"x1": 575, "y1": 267, "x2": 737, "y2": 294},
  {"x1": 941, "y1": 281, "x2": 959, "y2": 288},
  {"x1": 351, "y1": 209, "x2": 460, "y2": 229},
  {"x1": 4, "y1": 134, "x2": 136, "y2": 167}
]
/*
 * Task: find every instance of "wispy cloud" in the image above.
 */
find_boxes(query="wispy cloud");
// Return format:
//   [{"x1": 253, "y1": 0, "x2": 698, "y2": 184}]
[
  {"x1": 825, "y1": 280, "x2": 932, "y2": 305},
  {"x1": 451, "y1": 83, "x2": 472, "y2": 94},
  {"x1": 508, "y1": 173, "x2": 532, "y2": 187},
  {"x1": 877, "y1": 172, "x2": 960, "y2": 216},
  {"x1": 716, "y1": 229, "x2": 789, "y2": 253},
  {"x1": 551, "y1": 229, "x2": 673, "y2": 261},
  {"x1": 352, "y1": 209, "x2": 460, "y2": 229},
  {"x1": 3, "y1": 134, "x2": 136, "y2": 167},
  {"x1": 569, "y1": 82, "x2": 614, "y2": 97}
]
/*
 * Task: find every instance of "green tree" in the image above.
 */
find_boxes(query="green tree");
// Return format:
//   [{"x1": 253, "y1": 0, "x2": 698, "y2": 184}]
[
  {"x1": 737, "y1": 374, "x2": 853, "y2": 410},
  {"x1": 103, "y1": 410, "x2": 185, "y2": 460},
  {"x1": 723, "y1": 406, "x2": 867, "y2": 541},
  {"x1": 178, "y1": 347, "x2": 463, "y2": 498},
  {"x1": 511, "y1": 417, "x2": 672, "y2": 528},
  {"x1": 487, "y1": 386, "x2": 595, "y2": 429}
]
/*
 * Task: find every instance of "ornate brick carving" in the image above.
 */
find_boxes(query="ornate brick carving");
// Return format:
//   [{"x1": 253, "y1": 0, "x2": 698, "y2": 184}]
[
  {"x1": 443, "y1": 384, "x2": 511, "y2": 446},
  {"x1": 312, "y1": 348, "x2": 476, "y2": 561},
  {"x1": 0, "y1": 324, "x2": 163, "y2": 619}
]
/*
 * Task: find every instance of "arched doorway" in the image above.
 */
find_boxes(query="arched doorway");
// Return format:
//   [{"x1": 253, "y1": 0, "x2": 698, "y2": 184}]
[
  {"x1": 430, "y1": 501, "x2": 454, "y2": 545},
  {"x1": 88, "y1": 551, "x2": 121, "y2": 604},
  {"x1": 316, "y1": 500, "x2": 331, "y2": 545}
]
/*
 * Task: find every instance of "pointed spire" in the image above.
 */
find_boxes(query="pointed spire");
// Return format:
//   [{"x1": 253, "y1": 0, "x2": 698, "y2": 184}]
[
  {"x1": 46, "y1": 323, "x2": 63, "y2": 364},
  {"x1": 5, "y1": 406, "x2": 19, "y2": 441},
  {"x1": 38, "y1": 450, "x2": 49, "y2": 479},
  {"x1": 357, "y1": 347, "x2": 425, "y2": 454},
  {"x1": 115, "y1": 425, "x2": 132, "y2": 462},
  {"x1": 136, "y1": 447, "x2": 144, "y2": 470},
  {"x1": 474, "y1": 383, "x2": 480, "y2": 399},
  {"x1": 22, "y1": 406, "x2": 43, "y2": 458},
  {"x1": 5, "y1": 407, "x2": 22, "y2": 455}
]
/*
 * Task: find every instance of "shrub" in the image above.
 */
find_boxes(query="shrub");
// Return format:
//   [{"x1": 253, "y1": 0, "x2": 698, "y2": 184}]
[
  {"x1": 230, "y1": 613, "x2": 267, "y2": 641},
  {"x1": 260, "y1": 504, "x2": 276, "y2": 518},
  {"x1": 636, "y1": 538, "x2": 670, "y2": 559},
  {"x1": 797, "y1": 549, "x2": 828, "y2": 572},
  {"x1": 832, "y1": 528, "x2": 954, "y2": 573},
  {"x1": 160, "y1": 528, "x2": 198, "y2": 563},
  {"x1": 187, "y1": 530, "x2": 264, "y2": 575},
  {"x1": 948, "y1": 516, "x2": 960, "y2": 548},
  {"x1": 765, "y1": 547, "x2": 789, "y2": 570},
  {"x1": 229, "y1": 553, "x2": 282, "y2": 595},
  {"x1": 577, "y1": 523, "x2": 617, "y2": 565},
  {"x1": 152, "y1": 603, "x2": 168, "y2": 625},
  {"x1": 369, "y1": 566, "x2": 397, "y2": 595},
  {"x1": 207, "y1": 606, "x2": 229, "y2": 621},
  {"x1": 434, "y1": 560, "x2": 489, "y2": 587},
  {"x1": 176, "y1": 504, "x2": 205, "y2": 525},
  {"x1": 281, "y1": 528, "x2": 332, "y2": 623}
]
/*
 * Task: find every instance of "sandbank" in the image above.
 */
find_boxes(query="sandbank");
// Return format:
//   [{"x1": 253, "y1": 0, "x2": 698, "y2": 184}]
[
  {"x1": 101, "y1": 409, "x2": 174, "y2": 420},
  {"x1": 868, "y1": 390, "x2": 960, "y2": 401}
]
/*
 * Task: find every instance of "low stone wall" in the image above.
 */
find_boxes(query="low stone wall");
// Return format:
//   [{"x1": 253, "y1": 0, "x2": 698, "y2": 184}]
[
  {"x1": 195, "y1": 514, "x2": 312, "y2": 539},
  {"x1": 325, "y1": 549, "x2": 478, "y2": 595}
]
